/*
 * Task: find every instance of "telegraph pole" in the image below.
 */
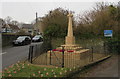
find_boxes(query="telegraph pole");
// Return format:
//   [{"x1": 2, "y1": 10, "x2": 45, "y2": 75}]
[{"x1": 35, "y1": 12, "x2": 38, "y2": 35}]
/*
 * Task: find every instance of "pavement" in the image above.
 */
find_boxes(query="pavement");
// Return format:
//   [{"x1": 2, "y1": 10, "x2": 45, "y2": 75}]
[
  {"x1": 74, "y1": 54, "x2": 119, "y2": 77},
  {"x1": 2, "y1": 42, "x2": 43, "y2": 69}
]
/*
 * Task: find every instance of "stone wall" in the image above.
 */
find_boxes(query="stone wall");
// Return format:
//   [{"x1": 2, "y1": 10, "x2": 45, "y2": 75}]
[{"x1": 2, "y1": 33, "x2": 32, "y2": 47}]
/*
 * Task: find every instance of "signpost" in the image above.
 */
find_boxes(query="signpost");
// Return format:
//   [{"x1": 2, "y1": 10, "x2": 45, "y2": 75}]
[
  {"x1": 104, "y1": 30, "x2": 113, "y2": 37},
  {"x1": 104, "y1": 30, "x2": 113, "y2": 54}
]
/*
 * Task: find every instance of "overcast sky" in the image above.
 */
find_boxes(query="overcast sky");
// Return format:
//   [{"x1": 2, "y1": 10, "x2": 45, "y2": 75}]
[{"x1": 0, "y1": 0, "x2": 119, "y2": 24}]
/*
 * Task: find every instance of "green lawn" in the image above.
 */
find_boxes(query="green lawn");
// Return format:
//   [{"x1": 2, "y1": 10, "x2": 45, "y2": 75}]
[{"x1": 2, "y1": 62, "x2": 73, "y2": 78}]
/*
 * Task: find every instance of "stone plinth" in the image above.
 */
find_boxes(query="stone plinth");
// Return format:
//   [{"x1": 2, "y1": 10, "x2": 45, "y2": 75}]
[
  {"x1": 47, "y1": 48, "x2": 91, "y2": 68},
  {"x1": 65, "y1": 36, "x2": 75, "y2": 45},
  {"x1": 64, "y1": 49, "x2": 90, "y2": 68},
  {"x1": 61, "y1": 44, "x2": 82, "y2": 50}
]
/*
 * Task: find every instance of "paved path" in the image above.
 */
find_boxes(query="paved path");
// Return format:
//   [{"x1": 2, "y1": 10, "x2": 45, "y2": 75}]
[
  {"x1": 74, "y1": 55, "x2": 119, "y2": 77},
  {"x1": 2, "y1": 42, "x2": 43, "y2": 69}
]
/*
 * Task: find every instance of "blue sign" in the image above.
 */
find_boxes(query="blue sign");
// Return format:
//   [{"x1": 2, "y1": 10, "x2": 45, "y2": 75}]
[{"x1": 104, "y1": 30, "x2": 113, "y2": 37}]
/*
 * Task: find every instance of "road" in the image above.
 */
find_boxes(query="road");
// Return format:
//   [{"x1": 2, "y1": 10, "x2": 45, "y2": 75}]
[
  {"x1": 2, "y1": 42, "x2": 43, "y2": 69},
  {"x1": 74, "y1": 55, "x2": 119, "y2": 77}
]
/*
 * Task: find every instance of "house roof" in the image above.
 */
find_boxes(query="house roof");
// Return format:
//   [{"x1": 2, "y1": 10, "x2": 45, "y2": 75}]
[
  {"x1": 8, "y1": 24, "x2": 20, "y2": 30},
  {"x1": 2, "y1": 24, "x2": 20, "y2": 30},
  {"x1": 0, "y1": 19, "x2": 19, "y2": 31},
  {"x1": 22, "y1": 24, "x2": 33, "y2": 29},
  {"x1": 0, "y1": 19, "x2": 6, "y2": 27},
  {"x1": 2, "y1": 24, "x2": 10, "y2": 28}
]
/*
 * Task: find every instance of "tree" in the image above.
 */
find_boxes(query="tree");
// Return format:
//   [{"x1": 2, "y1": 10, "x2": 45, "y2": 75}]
[
  {"x1": 4, "y1": 16, "x2": 12, "y2": 24},
  {"x1": 37, "y1": 8, "x2": 75, "y2": 38},
  {"x1": 11, "y1": 20, "x2": 19, "y2": 25},
  {"x1": 76, "y1": 2, "x2": 119, "y2": 37}
]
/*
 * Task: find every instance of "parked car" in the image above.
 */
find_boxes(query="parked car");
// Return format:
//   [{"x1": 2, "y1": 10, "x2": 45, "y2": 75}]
[
  {"x1": 13, "y1": 36, "x2": 31, "y2": 46},
  {"x1": 32, "y1": 35, "x2": 43, "y2": 42}
]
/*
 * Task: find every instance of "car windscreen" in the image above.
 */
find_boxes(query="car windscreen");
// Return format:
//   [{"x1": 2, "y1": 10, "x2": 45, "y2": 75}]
[
  {"x1": 17, "y1": 37, "x2": 26, "y2": 40},
  {"x1": 34, "y1": 35, "x2": 41, "y2": 38}
]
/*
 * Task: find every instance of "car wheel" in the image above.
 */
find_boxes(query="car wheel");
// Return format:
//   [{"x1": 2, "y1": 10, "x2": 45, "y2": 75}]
[
  {"x1": 12, "y1": 44, "x2": 15, "y2": 46},
  {"x1": 40, "y1": 39, "x2": 43, "y2": 42},
  {"x1": 22, "y1": 42, "x2": 25, "y2": 45}
]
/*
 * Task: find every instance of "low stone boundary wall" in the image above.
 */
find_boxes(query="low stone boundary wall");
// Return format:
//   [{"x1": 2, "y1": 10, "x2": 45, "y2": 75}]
[{"x1": 2, "y1": 33, "x2": 32, "y2": 47}]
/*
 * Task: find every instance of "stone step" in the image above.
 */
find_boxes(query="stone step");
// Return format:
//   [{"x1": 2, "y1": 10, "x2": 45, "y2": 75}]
[
  {"x1": 75, "y1": 49, "x2": 89, "y2": 54},
  {"x1": 56, "y1": 46, "x2": 83, "y2": 51}
]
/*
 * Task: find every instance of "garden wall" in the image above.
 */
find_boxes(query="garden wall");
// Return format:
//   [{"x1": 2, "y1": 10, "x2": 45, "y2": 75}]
[{"x1": 2, "y1": 33, "x2": 31, "y2": 47}]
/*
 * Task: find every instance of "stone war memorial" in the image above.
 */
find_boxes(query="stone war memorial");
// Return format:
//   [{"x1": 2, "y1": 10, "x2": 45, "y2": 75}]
[{"x1": 47, "y1": 12, "x2": 110, "y2": 68}]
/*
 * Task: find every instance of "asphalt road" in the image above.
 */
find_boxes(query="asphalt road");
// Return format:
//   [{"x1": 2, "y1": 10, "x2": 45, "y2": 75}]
[
  {"x1": 74, "y1": 55, "x2": 119, "y2": 77},
  {"x1": 2, "y1": 42, "x2": 43, "y2": 69}
]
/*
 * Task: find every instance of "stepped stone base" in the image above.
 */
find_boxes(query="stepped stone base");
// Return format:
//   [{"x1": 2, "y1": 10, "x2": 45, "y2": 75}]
[
  {"x1": 47, "y1": 44, "x2": 91, "y2": 68},
  {"x1": 61, "y1": 44, "x2": 81, "y2": 50}
]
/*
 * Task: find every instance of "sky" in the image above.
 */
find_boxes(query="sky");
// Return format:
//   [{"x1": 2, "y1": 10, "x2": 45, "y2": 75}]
[{"x1": 0, "y1": 0, "x2": 119, "y2": 24}]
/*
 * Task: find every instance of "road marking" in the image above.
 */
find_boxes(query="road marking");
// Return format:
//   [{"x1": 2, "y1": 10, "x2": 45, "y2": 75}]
[
  {"x1": 31, "y1": 42, "x2": 43, "y2": 46},
  {"x1": 0, "y1": 52, "x2": 7, "y2": 55}
]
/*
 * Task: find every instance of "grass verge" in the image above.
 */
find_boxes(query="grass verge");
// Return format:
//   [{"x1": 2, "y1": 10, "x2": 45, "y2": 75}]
[{"x1": 2, "y1": 62, "x2": 74, "y2": 78}]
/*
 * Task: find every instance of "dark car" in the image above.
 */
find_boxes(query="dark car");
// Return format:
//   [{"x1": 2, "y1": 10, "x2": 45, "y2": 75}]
[
  {"x1": 13, "y1": 36, "x2": 31, "y2": 46},
  {"x1": 32, "y1": 35, "x2": 43, "y2": 42}
]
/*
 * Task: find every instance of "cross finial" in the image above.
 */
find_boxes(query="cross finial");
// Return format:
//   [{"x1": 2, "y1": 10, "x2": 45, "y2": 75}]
[{"x1": 67, "y1": 12, "x2": 73, "y2": 17}]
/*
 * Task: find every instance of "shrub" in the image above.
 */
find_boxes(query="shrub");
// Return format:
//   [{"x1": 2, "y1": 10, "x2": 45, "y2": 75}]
[{"x1": 105, "y1": 38, "x2": 120, "y2": 54}]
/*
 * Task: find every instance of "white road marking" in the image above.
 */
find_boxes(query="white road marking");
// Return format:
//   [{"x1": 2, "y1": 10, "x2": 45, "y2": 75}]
[
  {"x1": 31, "y1": 42, "x2": 43, "y2": 45},
  {"x1": 0, "y1": 52, "x2": 7, "y2": 55}
]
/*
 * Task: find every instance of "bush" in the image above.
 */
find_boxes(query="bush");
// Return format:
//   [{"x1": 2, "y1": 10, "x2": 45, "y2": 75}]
[
  {"x1": 41, "y1": 36, "x2": 52, "y2": 51},
  {"x1": 16, "y1": 30, "x2": 29, "y2": 35},
  {"x1": 76, "y1": 33, "x2": 98, "y2": 39},
  {"x1": 105, "y1": 38, "x2": 120, "y2": 54},
  {"x1": 44, "y1": 24, "x2": 60, "y2": 37}
]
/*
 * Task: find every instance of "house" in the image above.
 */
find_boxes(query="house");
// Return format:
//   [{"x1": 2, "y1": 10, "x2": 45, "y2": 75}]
[
  {"x1": 0, "y1": 18, "x2": 5, "y2": 33},
  {"x1": 2, "y1": 24, "x2": 20, "y2": 33},
  {"x1": 22, "y1": 24, "x2": 34, "y2": 35},
  {"x1": 0, "y1": 18, "x2": 20, "y2": 33},
  {"x1": 8, "y1": 24, "x2": 20, "y2": 33},
  {"x1": 2, "y1": 24, "x2": 11, "y2": 33},
  {"x1": 32, "y1": 21, "x2": 44, "y2": 35}
]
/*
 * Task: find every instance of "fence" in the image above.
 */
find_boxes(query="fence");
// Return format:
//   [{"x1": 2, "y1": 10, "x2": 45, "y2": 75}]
[
  {"x1": 28, "y1": 38, "x2": 51, "y2": 65},
  {"x1": 28, "y1": 43, "x2": 47, "y2": 64},
  {"x1": 47, "y1": 43, "x2": 109, "y2": 68},
  {"x1": 28, "y1": 40, "x2": 110, "y2": 68}
]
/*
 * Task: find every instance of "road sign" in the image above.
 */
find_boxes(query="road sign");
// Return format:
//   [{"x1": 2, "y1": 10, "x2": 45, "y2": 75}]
[{"x1": 104, "y1": 30, "x2": 113, "y2": 37}]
